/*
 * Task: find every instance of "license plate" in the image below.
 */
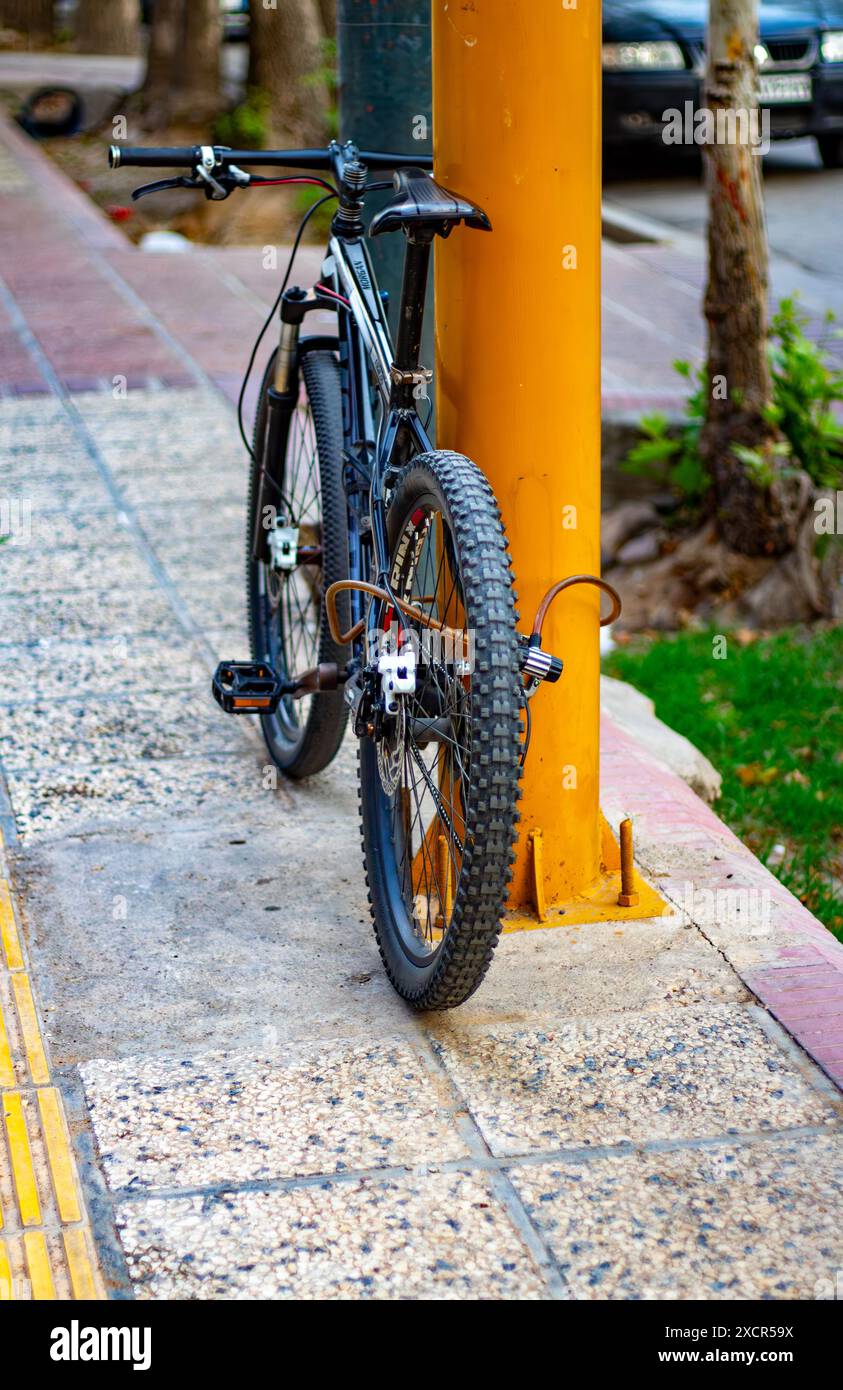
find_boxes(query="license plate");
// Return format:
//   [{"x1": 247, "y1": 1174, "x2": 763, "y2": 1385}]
[{"x1": 759, "y1": 73, "x2": 812, "y2": 104}]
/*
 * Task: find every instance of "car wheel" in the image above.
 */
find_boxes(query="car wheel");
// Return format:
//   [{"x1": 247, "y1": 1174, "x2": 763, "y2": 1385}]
[{"x1": 817, "y1": 134, "x2": 843, "y2": 170}]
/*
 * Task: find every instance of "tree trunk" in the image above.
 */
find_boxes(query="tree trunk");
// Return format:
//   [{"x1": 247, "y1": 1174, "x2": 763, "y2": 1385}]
[
  {"x1": 248, "y1": 0, "x2": 327, "y2": 146},
  {"x1": 2, "y1": 0, "x2": 53, "y2": 40},
  {"x1": 74, "y1": 0, "x2": 140, "y2": 55},
  {"x1": 171, "y1": 0, "x2": 222, "y2": 123},
  {"x1": 138, "y1": 0, "x2": 182, "y2": 123},
  {"x1": 316, "y1": 0, "x2": 336, "y2": 39},
  {"x1": 138, "y1": 0, "x2": 221, "y2": 128},
  {"x1": 700, "y1": 0, "x2": 808, "y2": 556}
]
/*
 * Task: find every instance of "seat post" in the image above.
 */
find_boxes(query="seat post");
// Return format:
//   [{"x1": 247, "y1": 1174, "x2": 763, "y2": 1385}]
[{"x1": 392, "y1": 231, "x2": 433, "y2": 407}]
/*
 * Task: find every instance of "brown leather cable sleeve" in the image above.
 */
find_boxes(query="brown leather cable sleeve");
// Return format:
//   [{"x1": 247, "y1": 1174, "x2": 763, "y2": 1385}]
[{"x1": 531, "y1": 575, "x2": 622, "y2": 640}]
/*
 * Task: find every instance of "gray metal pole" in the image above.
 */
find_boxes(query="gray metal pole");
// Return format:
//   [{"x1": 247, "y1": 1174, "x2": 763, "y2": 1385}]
[{"x1": 337, "y1": 0, "x2": 434, "y2": 425}]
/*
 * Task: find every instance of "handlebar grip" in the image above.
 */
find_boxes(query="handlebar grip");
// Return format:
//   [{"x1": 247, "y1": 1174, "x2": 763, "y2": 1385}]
[
  {"x1": 109, "y1": 144, "x2": 198, "y2": 169},
  {"x1": 109, "y1": 144, "x2": 434, "y2": 173},
  {"x1": 359, "y1": 151, "x2": 433, "y2": 171}
]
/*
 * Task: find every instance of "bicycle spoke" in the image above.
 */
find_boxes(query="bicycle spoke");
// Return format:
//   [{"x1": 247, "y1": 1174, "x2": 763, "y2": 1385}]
[
  {"x1": 261, "y1": 389, "x2": 325, "y2": 735},
  {"x1": 382, "y1": 497, "x2": 474, "y2": 953}
]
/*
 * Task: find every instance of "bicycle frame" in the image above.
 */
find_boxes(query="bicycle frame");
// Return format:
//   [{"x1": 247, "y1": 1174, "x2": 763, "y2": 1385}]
[
  {"x1": 250, "y1": 142, "x2": 437, "y2": 665},
  {"x1": 325, "y1": 227, "x2": 434, "y2": 645}
]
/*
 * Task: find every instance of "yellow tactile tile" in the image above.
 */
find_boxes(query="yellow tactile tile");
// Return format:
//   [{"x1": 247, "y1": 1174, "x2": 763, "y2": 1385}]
[
  {"x1": 11, "y1": 973, "x2": 50, "y2": 1086},
  {"x1": 0, "y1": 857, "x2": 103, "y2": 1299},
  {"x1": 0, "y1": 880, "x2": 23, "y2": 971},
  {"x1": 38, "y1": 1089, "x2": 81, "y2": 1224},
  {"x1": 3, "y1": 1091, "x2": 41, "y2": 1227},
  {"x1": 23, "y1": 1229, "x2": 55, "y2": 1300},
  {"x1": 0, "y1": 1003, "x2": 14, "y2": 1089},
  {"x1": 64, "y1": 1227, "x2": 99, "y2": 1300},
  {"x1": 0, "y1": 1240, "x2": 11, "y2": 1299}
]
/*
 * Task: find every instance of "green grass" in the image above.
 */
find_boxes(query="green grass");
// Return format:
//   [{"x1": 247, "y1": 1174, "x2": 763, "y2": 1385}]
[{"x1": 604, "y1": 626, "x2": 843, "y2": 939}]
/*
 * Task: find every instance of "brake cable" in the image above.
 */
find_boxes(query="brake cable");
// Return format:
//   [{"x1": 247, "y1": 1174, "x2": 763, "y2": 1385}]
[{"x1": 236, "y1": 188, "x2": 338, "y2": 473}]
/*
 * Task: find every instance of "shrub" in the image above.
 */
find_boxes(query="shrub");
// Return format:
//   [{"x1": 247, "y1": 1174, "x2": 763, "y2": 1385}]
[
  {"x1": 213, "y1": 87, "x2": 269, "y2": 151},
  {"x1": 622, "y1": 296, "x2": 843, "y2": 502}
]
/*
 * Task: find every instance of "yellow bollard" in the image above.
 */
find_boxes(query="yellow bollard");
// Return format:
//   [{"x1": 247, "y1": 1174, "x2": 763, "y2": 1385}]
[{"x1": 432, "y1": 1, "x2": 667, "y2": 927}]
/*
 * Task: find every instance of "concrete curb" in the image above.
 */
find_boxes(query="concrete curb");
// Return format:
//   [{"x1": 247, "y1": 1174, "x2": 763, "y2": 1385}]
[
  {"x1": 601, "y1": 712, "x2": 843, "y2": 1093},
  {"x1": 602, "y1": 198, "x2": 671, "y2": 245}
]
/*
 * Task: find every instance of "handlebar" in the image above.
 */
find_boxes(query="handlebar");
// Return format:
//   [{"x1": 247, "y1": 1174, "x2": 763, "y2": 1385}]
[{"x1": 108, "y1": 144, "x2": 434, "y2": 174}]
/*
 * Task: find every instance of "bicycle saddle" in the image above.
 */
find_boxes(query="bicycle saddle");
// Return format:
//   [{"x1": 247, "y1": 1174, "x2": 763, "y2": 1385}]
[{"x1": 368, "y1": 166, "x2": 491, "y2": 239}]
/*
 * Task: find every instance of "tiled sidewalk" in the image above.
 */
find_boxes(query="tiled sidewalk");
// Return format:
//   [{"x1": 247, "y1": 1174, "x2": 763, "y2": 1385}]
[
  {"x1": 2, "y1": 376, "x2": 842, "y2": 1299},
  {"x1": 1, "y1": 113, "x2": 842, "y2": 1300}
]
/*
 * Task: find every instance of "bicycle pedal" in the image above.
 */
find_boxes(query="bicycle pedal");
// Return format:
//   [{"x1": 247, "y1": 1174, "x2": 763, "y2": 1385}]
[{"x1": 212, "y1": 661, "x2": 286, "y2": 714}]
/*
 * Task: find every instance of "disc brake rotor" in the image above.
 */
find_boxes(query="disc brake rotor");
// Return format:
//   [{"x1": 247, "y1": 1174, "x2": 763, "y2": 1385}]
[{"x1": 377, "y1": 701, "x2": 406, "y2": 795}]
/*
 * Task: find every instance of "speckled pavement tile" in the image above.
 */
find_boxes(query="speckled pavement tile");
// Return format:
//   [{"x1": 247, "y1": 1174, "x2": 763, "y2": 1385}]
[
  {"x1": 3, "y1": 457, "x2": 113, "y2": 513},
  {"x1": 0, "y1": 584, "x2": 178, "y2": 642},
  {"x1": 5, "y1": 505, "x2": 133, "y2": 552},
  {"x1": 176, "y1": 585, "x2": 254, "y2": 636},
  {"x1": 149, "y1": 552, "x2": 246, "y2": 619},
  {"x1": 70, "y1": 390, "x2": 246, "y2": 508},
  {"x1": 0, "y1": 690, "x2": 250, "y2": 766},
  {"x1": 154, "y1": 511, "x2": 243, "y2": 555},
  {"x1": 81, "y1": 1042, "x2": 471, "y2": 1191},
  {"x1": 201, "y1": 625, "x2": 256, "y2": 662},
  {"x1": 0, "y1": 634, "x2": 205, "y2": 702},
  {"x1": 0, "y1": 407, "x2": 70, "y2": 454},
  {"x1": 155, "y1": 544, "x2": 243, "y2": 585},
  {"x1": 104, "y1": 443, "x2": 244, "y2": 483},
  {"x1": 71, "y1": 387, "x2": 214, "y2": 435},
  {"x1": 5, "y1": 751, "x2": 277, "y2": 838},
  {"x1": 116, "y1": 469, "x2": 245, "y2": 510},
  {"x1": 136, "y1": 501, "x2": 244, "y2": 553},
  {"x1": 510, "y1": 1131, "x2": 843, "y2": 1300},
  {"x1": 115, "y1": 1172, "x2": 549, "y2": 1300},
  {"x1": 431, "y1": 1005, "x2": 838, "y2": 1154},
  {"x1": 2, "y1": 535, "x2": 154, "y2": 595}
]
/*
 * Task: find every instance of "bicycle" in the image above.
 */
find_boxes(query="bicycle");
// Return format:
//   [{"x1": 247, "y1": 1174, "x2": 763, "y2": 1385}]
[{"x1": 109, "y1": 139, "x2": 620, "y2": 1009}]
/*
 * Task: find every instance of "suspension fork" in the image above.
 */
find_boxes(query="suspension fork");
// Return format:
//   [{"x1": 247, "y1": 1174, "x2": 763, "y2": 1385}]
[{"x1": 249, "y1": 287, "x2": 309, "y2": 563}]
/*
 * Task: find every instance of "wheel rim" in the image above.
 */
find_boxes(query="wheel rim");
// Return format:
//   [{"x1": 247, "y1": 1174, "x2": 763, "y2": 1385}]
[
  {"x1": 258, "y1": 390, "x2": 323, "y2": 744},
  {"x1": 373, "y1": 496, "x2": 472, "y2": 965}
]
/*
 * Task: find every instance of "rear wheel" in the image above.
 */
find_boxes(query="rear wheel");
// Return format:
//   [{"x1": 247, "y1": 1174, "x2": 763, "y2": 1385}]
[
  {"x1": 359, "y1": 451, "x2": 522, "y2": 1010},
  {"x1": 247, "y1": 348, "x2": 349, "y2": 778}
]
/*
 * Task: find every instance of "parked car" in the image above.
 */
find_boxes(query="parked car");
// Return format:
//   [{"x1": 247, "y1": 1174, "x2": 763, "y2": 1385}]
[
  {"x1": 603, "y1": 0, "x2": 843, "y2": 167},
  {"x1": 57, "y1": 0, "x2": 249, "y2": 43},
  {"x1": 141, "y1": 0, "x2": 248, "y2": 39},
  {"x1": 219, "y1": 0, "x2": 249, "y2": 42}
]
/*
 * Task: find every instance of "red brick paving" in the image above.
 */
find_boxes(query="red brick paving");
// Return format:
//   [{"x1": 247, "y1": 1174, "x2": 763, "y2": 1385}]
[{"x1": 0, "y1": 109, "x2": 710, "y2": 414}]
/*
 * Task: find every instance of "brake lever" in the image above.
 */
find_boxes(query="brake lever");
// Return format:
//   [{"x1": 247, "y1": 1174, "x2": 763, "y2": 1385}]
[
  {"x1": 131, "y1": 175, "x2": 199, "y2": 202},
  {"x1": 131, "y1": 166, "x2": 250, "y2": 203},
  {"x1": 195, "y1": 164, "x2": 229, "y2": 199}
]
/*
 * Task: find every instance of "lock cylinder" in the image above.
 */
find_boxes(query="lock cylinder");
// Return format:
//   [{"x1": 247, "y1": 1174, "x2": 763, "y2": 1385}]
[{"x1": 520, "y1": 639, "x2": 564, "y2": 684}]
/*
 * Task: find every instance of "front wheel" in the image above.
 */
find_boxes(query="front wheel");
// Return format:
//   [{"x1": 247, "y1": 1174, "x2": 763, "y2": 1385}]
[
  {"x1": 246, "y1": 348, "x2": 349, "y2": 778},
  {"x1": 359, "y1": 451, "x2": 522, "y2": 1010}
]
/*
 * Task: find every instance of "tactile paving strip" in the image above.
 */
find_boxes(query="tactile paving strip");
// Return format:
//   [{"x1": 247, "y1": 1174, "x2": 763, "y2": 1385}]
[{"x1": 0, "y1": 843, "x2": 102, "y2": 1300}]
